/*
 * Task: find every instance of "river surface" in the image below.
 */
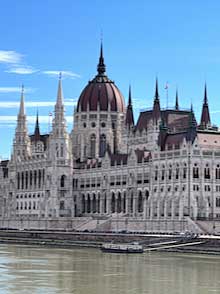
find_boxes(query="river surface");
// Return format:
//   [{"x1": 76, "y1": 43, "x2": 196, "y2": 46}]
[{"x1": 0, "y1": 244, "x2": 219, "y2": 294}]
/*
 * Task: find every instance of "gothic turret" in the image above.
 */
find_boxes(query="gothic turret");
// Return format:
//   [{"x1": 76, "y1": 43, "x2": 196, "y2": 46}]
[
  {"x1": 97, "y1": 42, "x2": 106, "y2": 75},
  {"x1": 125, "y1": 85, "x2": 134, "y2": 129},
  {"x1": 13, "y1": 85, "x2": 30, "y2": 159},
  {"x1": 199, "y1": 83, "x2": 211, "y2": 129},
  {"x1": 152, "y1": 78, "x2": 161, "y2": 122}
]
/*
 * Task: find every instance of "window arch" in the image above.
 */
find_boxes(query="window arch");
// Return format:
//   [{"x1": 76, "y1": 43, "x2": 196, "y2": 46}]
[
  {"x1": 60, "y1": 175, "x2": 66, "y2": 188},
  {"x1": 90, "y1": 134, "x2": 96, "y2": 158},
  {"x1": 99, "y1": 134, "x2": 106, "y2": 157},
  {"x1": 138, "y1": 191, "x2": 143, "y2": 213}
]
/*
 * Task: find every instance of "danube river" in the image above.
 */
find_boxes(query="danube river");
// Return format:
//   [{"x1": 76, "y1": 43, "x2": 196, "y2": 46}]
[{"x1": 0, "y1": 244, "x2": 219, "y2": 294}]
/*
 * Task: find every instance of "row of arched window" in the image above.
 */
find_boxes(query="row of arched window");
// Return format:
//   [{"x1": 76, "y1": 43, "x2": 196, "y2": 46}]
[
  {"x1": 17, "y1": 169, "x2": 45, "y2": 190},
  {"x1": 193, "y1": 164, "x2": 220, "y2": 180},
  {"x1": 90, "y1": 134, "x2": 106, "y2": 158}
]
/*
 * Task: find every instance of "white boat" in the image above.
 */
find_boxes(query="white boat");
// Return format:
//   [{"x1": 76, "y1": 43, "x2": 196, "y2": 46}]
[{"x1": 100, "y1": 242, "x2": 143, "y2": 253}]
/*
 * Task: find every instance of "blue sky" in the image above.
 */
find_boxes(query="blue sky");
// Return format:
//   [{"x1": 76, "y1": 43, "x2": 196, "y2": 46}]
[{"x1": 1, "y1": 0, "x2": 220, "y2": 158}]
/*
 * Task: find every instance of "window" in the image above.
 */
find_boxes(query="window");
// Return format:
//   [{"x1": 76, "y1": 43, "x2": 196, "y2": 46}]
[
  {"x1": 193, "y1": 164, "x2": 199, "y2": 179},
  {"x1": 60, "y1": 175, "x2": 66, "y2": 188},
  {"x1": 204, "y1": 165, "x2": 210, "y2": 179},
  {"x1": 90, "y1": 134, "x2": 96, "y2": 158},
  {"x1": 99, "y1": 134, "x2": 106, "y2": 157},
  {"x1": 216, "y1": 198, "x2": 220, "y2": 207},
  {"x1": 216, "y1": 165, "x2": 220, "y2": 179}
]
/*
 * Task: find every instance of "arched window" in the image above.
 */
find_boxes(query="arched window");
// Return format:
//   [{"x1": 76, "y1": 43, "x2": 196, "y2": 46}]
[
  {"x1": 193, "y1": 164, "x2": 199, "y2": 179},
  {"x1": 87, "y1": 195, "x2": 91, "y2": 213},
  {"x1": 138, "y1": 191, "x2": 143, "y2": 213},
  {"x1": 82, "y1": 194, "x2": 85, "y2": 213},
  {"x1": 60, "y1": 175, "x2": 66, "y2": 188},
  {"x1": 99, "y1": 134, "x2": 106, "y2": 157},
  {"x1": 92, "y1": 194, "x2": 96, "y2": 213},
  {"x1": 60, "y1": 143, "x2": 64, "y2": 157},
  {"x1": 204, "y1": 164, "x2": 210, "y2": 179},
  {"x1": 90, "y1": 134, "x2": 96, "y2": 158},
  {"x1": 111, "y1": 193, "x2": 115, "y2": 213},
  {"x1": 216, "y1": 165, "x2": 220, "y2": 180},
  {"x1": 117, "y1": 192, "x2": 121, "y2": 213}
]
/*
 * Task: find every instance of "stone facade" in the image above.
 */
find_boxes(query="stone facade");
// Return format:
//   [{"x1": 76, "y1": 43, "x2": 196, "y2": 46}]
[{"x1": 1, "y1": 46, "x2": 220, "y2": 230}]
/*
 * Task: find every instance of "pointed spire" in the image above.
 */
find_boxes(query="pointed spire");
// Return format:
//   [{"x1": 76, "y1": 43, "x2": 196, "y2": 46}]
[
  {"x1": 97, "y1": 41, "x2": 106, "y2": 75},
  {"x1": 125, "y1": 85, "x2": 134, "y2": 127},
  {"x1": 204, "y1": 82, "x2": 208, "y2": 105},
  {"x1": 200, "y1": 83, "x2": 211, "y2": 129},
  {"x1": 175, "y1": 89, "x2": 179, "y2": 110},
  {"x1": 189, "y1": 103, "x2": 197, "y2": 129},
  {"x1": 19, "y1": 84, "x2": 25, "y2": 116},
  {"x1": 152, "y1": 78, "x2": 161, "y2": 121},
  {"x1": 34, "y1": 110, "x2": 40, "y2": 141},
  {"x1": 56, "y1": 72, "x2": 64, "y2": 106},
  {"x1": 155, "y1": 77, "x2": 159, "y2": 101}
]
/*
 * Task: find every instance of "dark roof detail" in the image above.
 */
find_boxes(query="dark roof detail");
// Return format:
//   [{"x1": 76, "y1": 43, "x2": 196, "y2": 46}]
[
  {"x1": 76, "y1": 44, "x2": 125, "y2": 113},
  {"x1": 125, "y1": 85, "x2": 134, "y2": 127},
  {"x1": 30, "y1": 134, "x2": 49, "y2": 150},
  {"x1": 199, "y1": 83, "x2": 211, "y2": 129},
  {"x1": 152, "y1": 78, "x2": 161, "y2": 121}
]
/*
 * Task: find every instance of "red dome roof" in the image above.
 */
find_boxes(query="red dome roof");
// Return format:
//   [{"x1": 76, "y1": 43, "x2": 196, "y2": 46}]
[{"x1": 76, "y1": 44, "x2": 125, "y2": 113}]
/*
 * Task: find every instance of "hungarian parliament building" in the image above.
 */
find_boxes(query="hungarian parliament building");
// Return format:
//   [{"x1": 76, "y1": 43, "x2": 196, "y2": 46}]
[{"x1": 0, "y1": 44, "x2": 220, "y2": 232}]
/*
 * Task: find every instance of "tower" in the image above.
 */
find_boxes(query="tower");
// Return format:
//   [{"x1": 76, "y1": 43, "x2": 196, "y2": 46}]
[{"x1": 12, "y1": 85, "x2": 30, "y2": 160}]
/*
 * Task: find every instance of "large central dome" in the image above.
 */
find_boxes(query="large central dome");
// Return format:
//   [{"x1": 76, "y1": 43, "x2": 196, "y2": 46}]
[{"x1": 76, "y1": 44, "x2": 125, "y2": 112}]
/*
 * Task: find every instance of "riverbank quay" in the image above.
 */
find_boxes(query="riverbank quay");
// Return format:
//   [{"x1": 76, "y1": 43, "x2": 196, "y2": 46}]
[{"x1": 0, "y1": 230, "x2": 220, "y2": 255}]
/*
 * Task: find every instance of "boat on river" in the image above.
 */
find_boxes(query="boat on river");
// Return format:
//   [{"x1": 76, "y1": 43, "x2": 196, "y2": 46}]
[{"x1": 100, "y1": 242, "x2": 144, "y2": 253}]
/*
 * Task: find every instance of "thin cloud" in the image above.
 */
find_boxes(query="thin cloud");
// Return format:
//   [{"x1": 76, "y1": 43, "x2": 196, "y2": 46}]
[
  {"x1": 0, "y1": 115, "x2": 73, "y2": 125},
  {"x1": 42, "y1": 70, "x2": 80, "y2": 79},
  {"x1": 5, "y1": 66, "x2": 38, "y2": 75},
  {"x1": 0, "y1": 99, "x2": 77, "y2": 108},
  {"x1": 0, "y1": 50, "x2": 23, "y2": 64},
  {"x1": 0, "y1": 87, "x2": 34, "y2": 93}
]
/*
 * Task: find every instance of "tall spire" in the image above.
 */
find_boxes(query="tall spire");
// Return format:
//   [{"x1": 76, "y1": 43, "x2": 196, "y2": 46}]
[
  {"x1": 155, "y1": 77, "x2": 159, "y2": 101},
  {"x1": 200, "y1": 83, "x2": 211, "y2": 129},
  {"x1": 152, "y1": 78, "x2": 161, "y2": 121},
  {"x1": 34, "y1": 110, "x2": 40, "y2": 141},
  {"x1": 56, "y1": 72, "x2": 63, "y2": 106},
  {"x1": 175, "y1": 89, "x2": 179, "y2": 110},
  {"x1": 125, "y1": 85, "x2": 134, "y2": 128},
  {"x1": 97, "y1": 41, "x2": 106, "y2": 75},
  {"x1": 19, "y1": 84, "x2": 25, "y2": 116}
]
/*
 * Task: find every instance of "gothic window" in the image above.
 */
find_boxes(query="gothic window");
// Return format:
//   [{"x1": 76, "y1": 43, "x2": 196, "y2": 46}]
[
  {"x1": 34, "y1": 170, "x2": 37, "y2": 188},
  {"x1": 138, "y1": 191, "x2": 143, "y2": 213},
  {"x1": 87, "y1": 195, "x2": 91, "y2": 213},
  {"x1": 17, "y1": 173, "x2": 20, "y2": 190},
  {"x1": 204, "y1": 164, "x2": 210, "y2": 179},
  {"x1": 176, "y1": 165, "x2": 179, "y2": 180},
  {"x1": 123, "y1": 192, "x2": 126, "y2": 213},
  {"x1": 193, "y1": 164, "x2": 199, "y2": 179},
  {"x1": 56, "y1": 143, "x2": 59, "y2": 157},
  {"x1": 29, "y1": 202, "x2": 31, "y2": 210},
  {"x1": 168, "y1": 166, "x2": 172, "y2": 180},
  {"x1": 38, "y1": 170, "x2": 41, "y2": 188},
  {"x1": 60, "y1": 201, "x2": 65, "y2": 210},
  {"x1": 104, "y1": 193, "x2": 107, "y2": 213},
  {"x1": 82, "y1": 195, "x2": 85, "y2": 213},
  {"x1": 60, "y1": 144, "x2": 64, "y2": 157},
  {"x1": 99, "y1": 134, "x2": 106, "y2": 157},
  {"x1": 111, "y1": 193, "x2": 115, "y2": 213},
  {"x1": 117, "y1": 192, "x2": 121, "y2": 213},
  {"x1": 21, "y1": 172, "x2": 24, "y2": 190},
  {"x1": 183, "y1": 163, "x2": 187, "y2": 179},
  {"x1": 145, "y1": 190, "x2": 149, "y2": 200},
  {"x1": 33, "y1": 202, "x2": 36, "y2": 210},
  {"x1": 92, "y1": 194, "x2": 96, "y2": 213},
  {"x1": 161, "y1": 166, "x2": 165, "y2": 181},
  {"x1": 60, "y1": 175, "x2": 66, "y2": 188},
  {"x1": 154, "y1": 166, "x2": 158, "y2": 181},
  {"x1": 30, "y1": 171, "x2": 32, "y2": 187},
  {"x1": 90, "y1": 134, "x2": 96, "y2": 158},
  {"x1": 216, "y1": 197, "x2": 220, "y2": 207},
  {"x1": 216, "y1": 165, "x2": 220, "y2": 180}
]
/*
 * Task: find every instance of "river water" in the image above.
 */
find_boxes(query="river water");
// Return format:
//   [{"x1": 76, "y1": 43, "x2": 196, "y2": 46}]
[{"x1": 0, "y1": 244, "x2": 219, "y2": 294}]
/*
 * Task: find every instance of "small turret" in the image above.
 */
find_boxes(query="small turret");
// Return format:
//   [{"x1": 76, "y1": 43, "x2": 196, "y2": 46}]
[
  {"x1": 152, "y1": 78, "x2": 161, "y2": 122},
  {"x1": 199, "y1": 83, "x2": 211, "y2": 129},
  {"x1": 97, "y1": 42, "x2": 106, "y2": 75},
  {"x1": 125, "y1": 85, "x2": 134, "y2": 129}
]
